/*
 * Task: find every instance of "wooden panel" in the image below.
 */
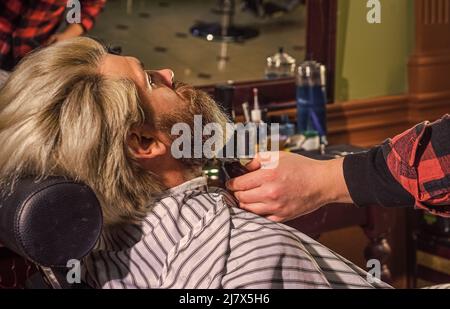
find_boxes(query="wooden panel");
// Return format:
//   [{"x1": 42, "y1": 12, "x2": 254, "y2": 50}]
[
  {"x1": 409, "y1": 53, "x2": 450, "y2": 94},
  {"x1": 326, "y1": 96, "x2": 411, "y2": 147},
  {"x1": 409, "y1": 91, "x2": 450, "y2": 124},
  {"x1": 410, "y1": 0, "x2": 450, "y2": 93},
  {"x1": 199, "y1": 78, "x2": 296, "y2": 116},
  {"x1": 286, "y1": 203, "x2": 367, "y2": 237},
  {"x1": 415, "y1": 0, "x2": 450, "y2": 53}
]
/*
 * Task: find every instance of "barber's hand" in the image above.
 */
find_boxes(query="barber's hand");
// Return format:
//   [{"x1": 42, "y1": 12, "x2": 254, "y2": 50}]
[
  {"x1": 46, "y1": 24, "x2": 84, "y2": 45},
  {"x1": 46, "y1": 33, "x2": 70, "y2": 45},
  {"x1": 226, "y1": 151, "x2": 351, "y2": 222}
]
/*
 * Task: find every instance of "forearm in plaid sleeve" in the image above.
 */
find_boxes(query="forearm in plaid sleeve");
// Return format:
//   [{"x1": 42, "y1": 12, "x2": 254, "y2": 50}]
[{"x1": 382, "y1": 115, "x2": 450, "y2": 217}]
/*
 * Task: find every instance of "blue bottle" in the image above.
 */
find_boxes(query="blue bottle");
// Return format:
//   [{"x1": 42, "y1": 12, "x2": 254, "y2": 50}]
[
  {"x1": 279, "y1": 114, "x2": 295, "y2": 137},
  {"x1": 296, "y1": 60, "x2": 327, "y2": 142}
]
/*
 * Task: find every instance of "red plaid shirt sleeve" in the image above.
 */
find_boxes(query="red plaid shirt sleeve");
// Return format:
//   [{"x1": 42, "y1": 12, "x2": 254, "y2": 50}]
[
  {"x1": 344, "y1": 114, "x2": 449, "y2": 217},
  {"x1": 80, "y1": 0, "x2": 107, "y2": 32},
  {"x1": 382, "y1": 114, "x2": 450, "y2": 217},
  {"x1": 0, "y1": 0, "x2": 105, "y2": 70}
]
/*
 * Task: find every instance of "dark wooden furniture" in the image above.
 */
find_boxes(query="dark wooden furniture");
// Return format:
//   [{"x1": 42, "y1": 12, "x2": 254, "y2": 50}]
[
  {"x1": 286, "y1": 204, "x2": 393, "y2": 283},
  {"x1": 0, "y1": 246, "x2": 36, "y2": 289},
  {"x1": 405, "y1": 210, "x2": 450, "y2": 288}
]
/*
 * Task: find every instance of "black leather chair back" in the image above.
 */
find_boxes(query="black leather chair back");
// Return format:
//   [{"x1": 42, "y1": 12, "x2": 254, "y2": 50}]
[{"x1": 0, "y1": 177, "x2": 102, "y2": 269}]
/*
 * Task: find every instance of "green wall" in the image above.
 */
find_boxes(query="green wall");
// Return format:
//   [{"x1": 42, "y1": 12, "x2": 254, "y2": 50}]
[{"x1": 334, "y1": 0, "x2": 414, "y2": 101}]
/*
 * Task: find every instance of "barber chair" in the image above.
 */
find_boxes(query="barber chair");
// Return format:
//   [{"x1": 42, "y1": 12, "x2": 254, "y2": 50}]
[{"x1": 0, "y1": 177, "x2": 102, "y2": 289}]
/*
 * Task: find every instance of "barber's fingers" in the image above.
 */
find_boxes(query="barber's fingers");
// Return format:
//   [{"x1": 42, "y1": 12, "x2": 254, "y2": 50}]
[
  {"x1": 244, "y1": 151, "x2": 279, "y2": 171},
  {"x1": 265, "y1": 215, "x2": 284, "y2": 223},
  {"x1": 238, "y1": 202, "x2": 273, "y2": 216},
  {"x1": 234, "y1": 188, "x2": 267, "y2": 204},
  {"x1": 244, "y1": 156, "x2": 261, "y2": 172},
  {"x1": 239, "y1": 202, "x2": 286, "y2": 222},
  {"x1": 226, "y1": 168, "x2": 267, "y2": 192}
]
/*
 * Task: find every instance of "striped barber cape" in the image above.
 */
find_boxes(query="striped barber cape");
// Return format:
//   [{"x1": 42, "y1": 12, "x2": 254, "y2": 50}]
[{"x1": 82, "y1": 177, "x2": 392, "y2": 289}]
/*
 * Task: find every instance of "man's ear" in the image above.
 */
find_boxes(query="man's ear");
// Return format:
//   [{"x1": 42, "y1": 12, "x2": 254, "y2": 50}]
[{"x1": 127, "y1": 127, "x2": 167, "y2": 159}]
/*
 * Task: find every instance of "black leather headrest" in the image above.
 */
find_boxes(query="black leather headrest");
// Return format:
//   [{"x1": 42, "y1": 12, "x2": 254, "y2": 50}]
[{"x1": 0, "y1": 177, "x2": 102, "y2": 268}]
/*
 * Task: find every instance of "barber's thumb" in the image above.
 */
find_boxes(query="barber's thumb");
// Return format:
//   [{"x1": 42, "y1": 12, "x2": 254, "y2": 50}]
[{"x1": 244, "y1": 157, "x2": 262, "y2": 172}]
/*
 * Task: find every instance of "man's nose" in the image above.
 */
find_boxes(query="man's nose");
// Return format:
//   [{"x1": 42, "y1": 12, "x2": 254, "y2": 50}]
[{"x1": 157, "y1": 69, "x2": 174, "y2": 88}]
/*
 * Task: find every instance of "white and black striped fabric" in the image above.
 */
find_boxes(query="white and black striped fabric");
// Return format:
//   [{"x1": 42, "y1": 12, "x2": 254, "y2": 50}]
[{"x1": 82, "y1": 177, "x2": 392, "y2": 289}]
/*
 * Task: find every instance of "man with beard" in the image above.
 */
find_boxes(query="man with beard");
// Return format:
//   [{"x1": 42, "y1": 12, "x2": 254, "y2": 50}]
[{"x1": 0, "y1": 37, "x2": 390, "y2": 289}]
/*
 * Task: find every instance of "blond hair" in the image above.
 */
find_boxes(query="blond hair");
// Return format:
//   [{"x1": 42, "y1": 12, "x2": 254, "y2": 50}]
[{"x1": 0, "y1": 37, "x2": 164, "y2": 226}]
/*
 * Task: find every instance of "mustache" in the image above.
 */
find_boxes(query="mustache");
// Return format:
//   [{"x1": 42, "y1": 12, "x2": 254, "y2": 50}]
[{"x1": 156, "y1": 85, "x2": 229, "y2": 134}]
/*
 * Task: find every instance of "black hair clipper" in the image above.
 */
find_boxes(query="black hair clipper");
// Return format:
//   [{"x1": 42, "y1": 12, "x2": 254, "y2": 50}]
[{"x1": 220, "y1": 159, "x2": 249, "y2": 181}]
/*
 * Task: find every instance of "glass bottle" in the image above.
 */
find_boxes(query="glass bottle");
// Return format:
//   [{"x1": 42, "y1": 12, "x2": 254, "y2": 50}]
[
  {"x1": 265, "y1": 47, "x2": 296, "y2": 79},
  {"x1": 296, "y1": 59, "x2": 327, "y2": 143}
]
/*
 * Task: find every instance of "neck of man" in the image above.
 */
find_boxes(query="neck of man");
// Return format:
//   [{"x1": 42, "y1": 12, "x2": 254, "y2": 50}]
[
  {"x1": 148, "y1": 156, "x2": 203, "y2": 189},
  {"x1": 161, "y1": 166, "x2": 200, "y2": 188}
]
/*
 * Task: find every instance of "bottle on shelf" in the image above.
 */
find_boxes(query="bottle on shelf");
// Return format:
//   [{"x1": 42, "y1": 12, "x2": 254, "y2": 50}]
[
  {"x1": 265, "y1": 47, "x2": 296, "y2": 80},
  {"x1": 296, "y1": 57, "x2": 328, "y2": 147}
]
